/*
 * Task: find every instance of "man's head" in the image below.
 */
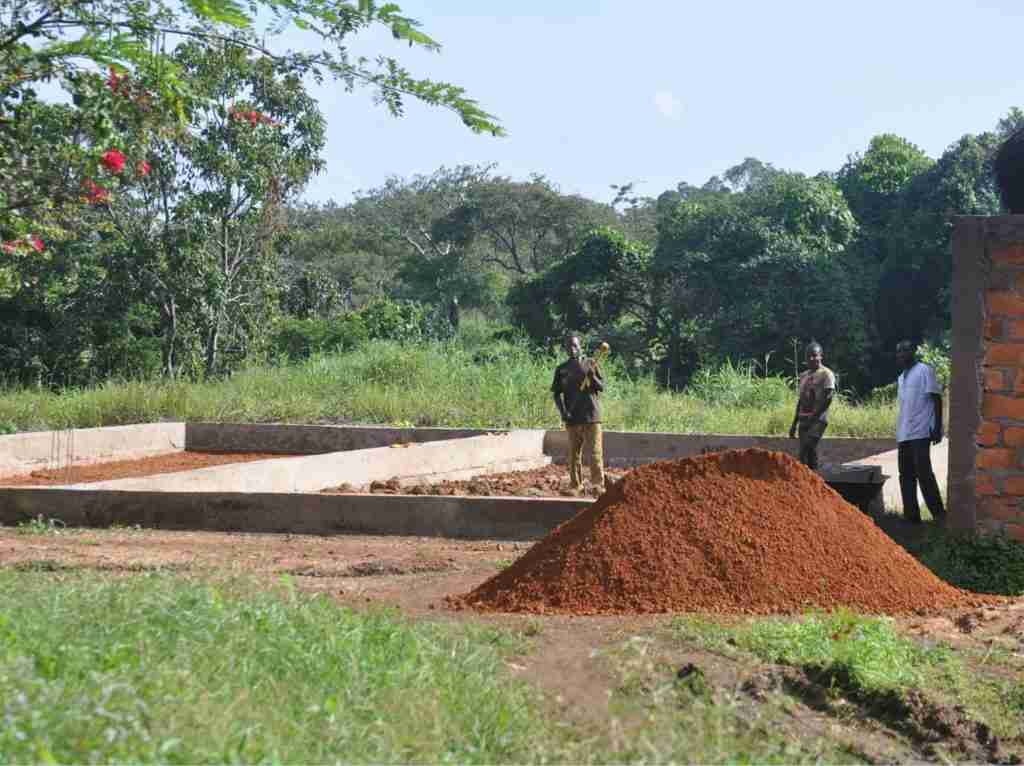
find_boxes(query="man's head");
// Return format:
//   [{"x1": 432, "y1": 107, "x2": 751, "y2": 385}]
[
  {"x1": 563, "y1": 334, "x2": 581, "y2": 359},
  {"x1": 806, "y1": 341, "x2": 823, "y2": 371},
  {"x1": 896, "y1": 340, "x2": 917, "y2": 368}
]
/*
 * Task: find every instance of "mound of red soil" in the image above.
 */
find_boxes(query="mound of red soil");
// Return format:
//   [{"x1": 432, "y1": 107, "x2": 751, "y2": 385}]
[{"x1": 453, "y1": 449, "x2": 996, "y2": 615}]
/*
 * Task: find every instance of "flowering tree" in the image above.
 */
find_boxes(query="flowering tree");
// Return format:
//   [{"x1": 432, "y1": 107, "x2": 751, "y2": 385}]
[
  {"x1": 85, "y1": 42, "x2": 328, "y2": 377},
  {"x1": 0, "y1": 0, "x2": 502, "y2": 295}
]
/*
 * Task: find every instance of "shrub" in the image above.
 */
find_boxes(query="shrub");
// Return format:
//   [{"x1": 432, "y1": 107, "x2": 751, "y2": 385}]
[{"x1": 686, "y1": 359, "x2": 792, "y2": 409}]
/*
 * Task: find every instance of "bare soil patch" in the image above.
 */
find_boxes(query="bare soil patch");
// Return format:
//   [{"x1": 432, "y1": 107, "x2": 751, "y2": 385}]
[{"x1": 0, "y1": 451, "x2": 299, "y2": 486}]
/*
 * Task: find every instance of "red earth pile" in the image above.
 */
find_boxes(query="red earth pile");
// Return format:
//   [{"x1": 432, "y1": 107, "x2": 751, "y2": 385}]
[{"x1": 454, "y1": 448, "x2": 996, "y2": 615}]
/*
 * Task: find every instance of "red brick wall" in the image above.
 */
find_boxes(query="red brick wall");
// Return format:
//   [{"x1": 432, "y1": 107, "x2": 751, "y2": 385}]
[{"x1": 976, "y1": 242, "x2": 1024, "y2": 542}]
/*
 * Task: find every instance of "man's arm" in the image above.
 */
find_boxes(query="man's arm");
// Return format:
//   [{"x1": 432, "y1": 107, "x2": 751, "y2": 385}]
[
  {"x1": 552, "y1": 370, "x2": 568, "y2": 422},
  {"x1": 588, "y1": 362, "x2": 604, "y2": 393},
  {"x1": 930, "y1": 394, "x2": 943, "y2": 444}
]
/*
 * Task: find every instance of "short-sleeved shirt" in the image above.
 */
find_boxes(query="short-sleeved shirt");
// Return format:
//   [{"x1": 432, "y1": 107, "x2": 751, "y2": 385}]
[
  {"x1": 797, "y1": 365, "x2": 836, "y2": 423},
  {"x1": 897, "y1": 362, "x2": 941, "y2": 443},
  {"x1": 552, "y1": 358, "x2": 602, "y2": 425}
]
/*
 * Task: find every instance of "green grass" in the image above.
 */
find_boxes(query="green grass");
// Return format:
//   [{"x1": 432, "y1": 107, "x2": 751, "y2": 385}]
[
  {"x1": 0, "y1": 332, "x2": 897, "y2": 436},
  {"x1": 671, "y1": 610, "x2": 1024, "y2": 741},
  {"x1": 673, "y1": 610, "x2": 953, "y2": 693},
  {"x1": 902, "y1": 526, "x2": 1024, "y2": 596},
  {"x1": 0, "y1": 571, "x2": 567, "y2": 764}
]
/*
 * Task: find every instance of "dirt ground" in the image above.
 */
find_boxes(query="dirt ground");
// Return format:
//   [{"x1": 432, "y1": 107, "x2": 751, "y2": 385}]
[
  {"x1": 324, "y1": 463, "x2": 628, "y2": 497},
  {"x1": 2, "y1": 522, "x2": 1023, "y2": 762},
  {"x1": 0, "y1": 451, "x2": 298, "y2": 486}
]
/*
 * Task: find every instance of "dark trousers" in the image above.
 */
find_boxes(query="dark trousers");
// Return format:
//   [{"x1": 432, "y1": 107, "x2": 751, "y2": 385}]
[
  {"x1": 798, "y1": 420, "x2": 827, "y2": 470},
  {"x1": 897, "y1": 438, "x2": 945, "y2": 522}
]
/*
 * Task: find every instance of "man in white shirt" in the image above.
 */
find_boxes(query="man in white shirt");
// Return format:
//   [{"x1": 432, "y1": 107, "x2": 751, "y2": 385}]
[{"x1": 895, "y1": 340, "x2": 945, "y2": 524}]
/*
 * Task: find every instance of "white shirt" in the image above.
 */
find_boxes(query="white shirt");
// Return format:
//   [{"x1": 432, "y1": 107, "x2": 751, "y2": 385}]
[{"x1": 896, "y1": 362, "x2": 941, "y2": 443}]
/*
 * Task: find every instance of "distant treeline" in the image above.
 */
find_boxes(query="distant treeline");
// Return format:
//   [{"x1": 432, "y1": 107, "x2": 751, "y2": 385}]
[{"x1": 3, "y1": 105, "x2": 1020, "y2": 393}]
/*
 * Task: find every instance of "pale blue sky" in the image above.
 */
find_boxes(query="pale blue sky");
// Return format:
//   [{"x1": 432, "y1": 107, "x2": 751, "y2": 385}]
[{"x1": 290, "y1": 0, "x2": 1024, "y2": 206}]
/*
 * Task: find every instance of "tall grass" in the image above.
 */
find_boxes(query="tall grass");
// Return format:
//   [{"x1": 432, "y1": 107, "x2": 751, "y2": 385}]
[
  {"x1": 0, "y1": 330, "x2": 898, "y2": 436},
  {"x1": 0, "y1": 571, "x2": 569, "y2": 764}
]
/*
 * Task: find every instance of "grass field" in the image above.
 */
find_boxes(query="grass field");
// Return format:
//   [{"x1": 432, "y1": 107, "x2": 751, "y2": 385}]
[{"x1": 0, "y1": 321, "x2": 898, "y2": 436}]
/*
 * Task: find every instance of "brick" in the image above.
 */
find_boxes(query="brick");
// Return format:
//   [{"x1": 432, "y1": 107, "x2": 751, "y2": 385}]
[
  {"x1": 977, "y1": 448, "x2": 1017, "y2": 470},
  {"x1": 975, "y1": 473, "x2": 999, "y2": 495},
  {"x1": 1004, "y1": 475, "x2": 1024, "y2": 495},
  {"x1": 1015, "y1": 272, "x2": 1024, "y2": 293},
  {"x1": 986, "y1": 291, "x2": 1024, "y2": 316},
  {"x1": 1006, "y1": 524, "x2": 1024, "y2": 543},
  {"x1": 986, "y1": 318, "x2": 1005, "y2": 340},
  {"x1": 980, "y1": 496, "x2": 1023, "y2": 522},
  {"x1": 984, "y1": 343, "x2": 1024, "y2": 366},
  {"x1": 991, "y1": 244, "x2": 1024, "y2": 265},
  {"x1": 1016, "y1": 371, "x2": 1024, "y2": 396},
  {"x1": 978, "y1": 421, "x2": 1003, "y2": 447},
  {"x1": 985, "y1": 369, "x2": 1009, "y2": 391},
  {"x1": 1009, "y1": 319, "x2": 1024, "y2": 339},
  {"x1": 983, "y1": 394, "x2": 1024, "y2": 420},
  {"x1": 1005, "y1": 427, "x2": 1024, "y2": 447}
]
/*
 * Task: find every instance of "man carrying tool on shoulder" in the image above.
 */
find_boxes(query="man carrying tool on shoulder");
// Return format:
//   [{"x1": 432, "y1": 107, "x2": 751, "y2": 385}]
[
  {"x1": 789, "y1": 341, "x2": 836, "y2": 470},
  {"x1": 552, "y1": 334, "x2": 607, "y2": 495}
]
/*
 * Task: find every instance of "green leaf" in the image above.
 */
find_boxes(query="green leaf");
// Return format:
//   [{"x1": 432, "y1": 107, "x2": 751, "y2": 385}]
[{"x1": 182, "y1": 0, "x2": 253, "y2": 28}]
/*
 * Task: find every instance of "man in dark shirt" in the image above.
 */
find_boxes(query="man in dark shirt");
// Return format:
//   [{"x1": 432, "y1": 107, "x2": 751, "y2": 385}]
[{"x1": 551, "y1": 334, "x2": 605, "y2": 494}]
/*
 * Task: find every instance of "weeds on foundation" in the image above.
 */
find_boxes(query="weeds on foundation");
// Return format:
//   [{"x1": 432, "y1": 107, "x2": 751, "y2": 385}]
[{"x1": 14, "y1": 515, "x2": 69, "y2": 536}]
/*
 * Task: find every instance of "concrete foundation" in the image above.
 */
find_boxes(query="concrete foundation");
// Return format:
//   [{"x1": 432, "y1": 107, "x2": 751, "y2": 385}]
[
  {"x1": 0, "y1": 489, "x2": 586, "y2": 540},
  {"x1": 542, "y1": 429, "x2": 896, "y2": 467},
  {"x1": 60, "y1": 431, "x2": 549, "y2": 493},
  {"x1": 0, "y1": 422, "x2": 905, "y2": 538},
  {"x1": 0, "y1": 422, "x2": 185, "y2": 475}
]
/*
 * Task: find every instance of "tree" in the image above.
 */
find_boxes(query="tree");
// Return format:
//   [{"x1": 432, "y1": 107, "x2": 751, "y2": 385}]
[
  {"x1": 509, "y1": 227, "x2": 655, "y2": 345},
  {"x1": 1, "y1": 0, "x2": 502, "y2": 289},
  {"x1": 653, "y1": 171, "x2": 866, "y2": 386},
  {"x1": 347, "y1": 164, "x2": 499, "y2": 307},
  {"x1": 89, "y1": 41, "x2": 327, "y2": 377},
  {"x1": 432, "y1": 175, "x2": 617, "y2": 277}
]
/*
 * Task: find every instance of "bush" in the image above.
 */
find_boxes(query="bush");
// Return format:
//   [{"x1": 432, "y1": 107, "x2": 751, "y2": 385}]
[
  {"x1": 912, "y1": 530, "x2": 1024, "y2": 596},
  {"x1": 686, "y1": 359, "x2": 792, "y2": 409},
  {"x1": 269, "y1": 316, "x2": 368, "y2": 361}
]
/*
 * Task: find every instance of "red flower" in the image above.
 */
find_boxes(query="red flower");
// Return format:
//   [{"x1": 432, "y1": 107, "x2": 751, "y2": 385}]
[
  {"x1": 84, "y1": 179, "x2": 111, "y2": 205},
  {"x1": 1, "y1": 241, "x2": 16, "y2": 254},
  {"x1": 107, "y1": 67, "x2": 126, "y2": 94},
  {"x1": 100, "y1": 149, "x2": 126, "y2": 174},
  {"x1": 137, "y1": 160, "x2": 151, "y2": 177},
  {"x1": 29, "y1": 235, "x2": 44, "y2": 253}
]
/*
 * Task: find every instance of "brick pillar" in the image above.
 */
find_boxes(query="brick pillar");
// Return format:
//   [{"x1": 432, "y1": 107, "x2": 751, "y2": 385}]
[{"x1": 951, "y1": 216, "x2": 1024, "y2": 541}]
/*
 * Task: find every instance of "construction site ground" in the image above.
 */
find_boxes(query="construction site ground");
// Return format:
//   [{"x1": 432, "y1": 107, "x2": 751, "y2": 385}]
[
  {"x1": 0, "y1": 451, "x2": 298, "y2": 486},
  {"x1": 3, "y1": 520, "x2": 1023, "y2": 763}
]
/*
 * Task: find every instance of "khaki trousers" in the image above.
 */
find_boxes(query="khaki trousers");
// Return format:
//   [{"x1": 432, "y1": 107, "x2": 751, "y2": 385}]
[{"x1": 566, "y1": 423, "x2": 605, "y2": 489}]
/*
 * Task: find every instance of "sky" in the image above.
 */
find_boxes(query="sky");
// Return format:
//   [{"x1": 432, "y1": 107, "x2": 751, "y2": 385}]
[{"x1": 283, "y1": 0, "x2": 1024, "y2": 207}]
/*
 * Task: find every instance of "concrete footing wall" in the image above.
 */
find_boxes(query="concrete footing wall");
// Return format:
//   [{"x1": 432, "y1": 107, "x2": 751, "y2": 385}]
[
  {"x1": 65, "y1": 431, "x2": 549, "y2": 493},
  {"x1": 542, "y1": 430, "x2": 895, "y2": 467},
  {"x1": 0, "y1": 489, "x2": 586, "y2": 540},
  {"x1": 0, "y1": 422, "x2": 185, "y2": 475}
]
